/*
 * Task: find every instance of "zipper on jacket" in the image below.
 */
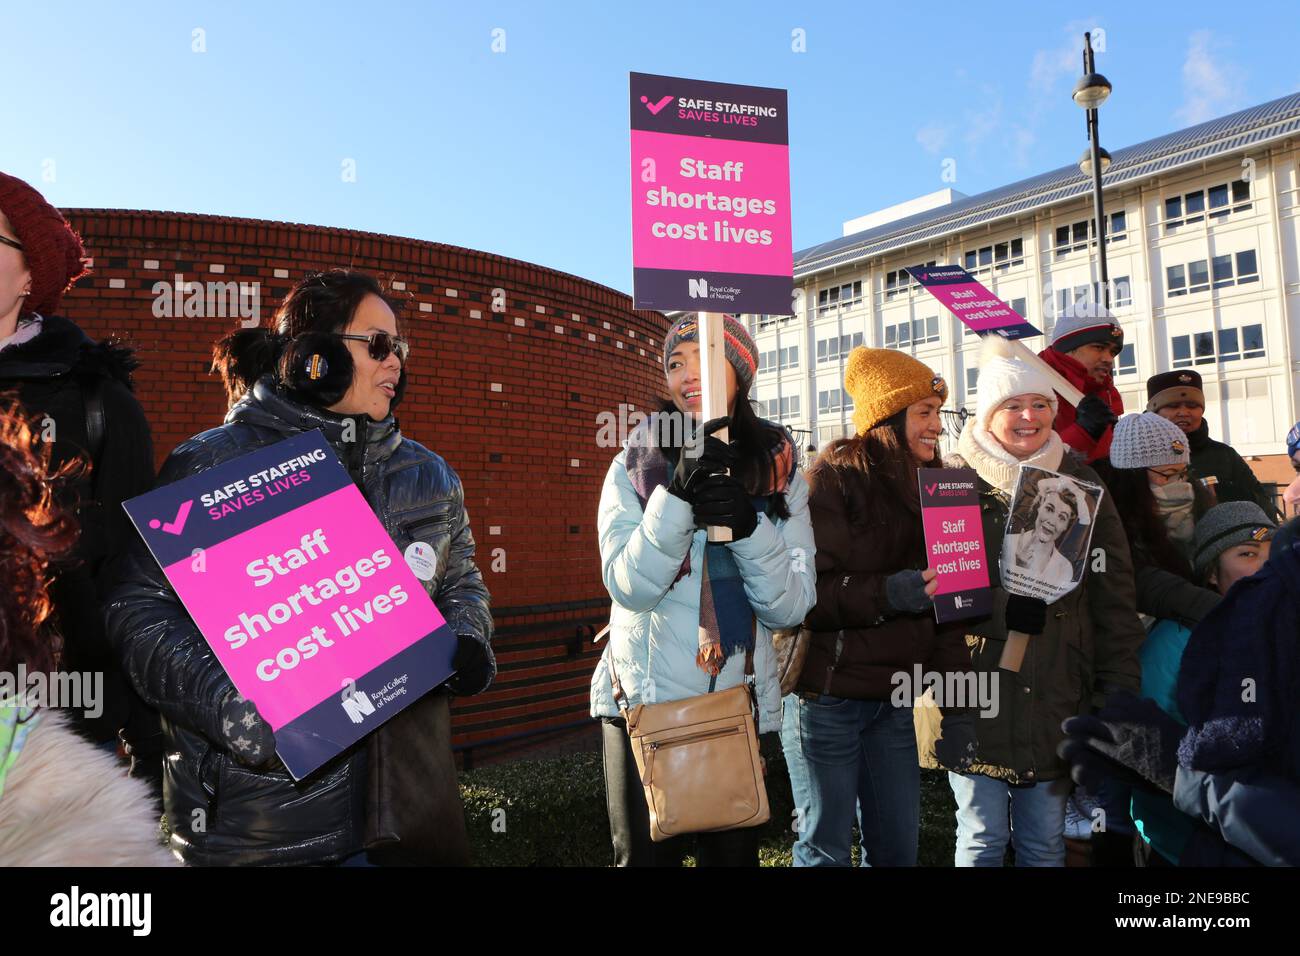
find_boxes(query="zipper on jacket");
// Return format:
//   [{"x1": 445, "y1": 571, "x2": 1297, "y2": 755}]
[
  {"x1": 822, "y1": 628, "x2": 845, "y2": 695},
  {"x1": 642, "y1": 725, "x2": 743, "y2": 785}
]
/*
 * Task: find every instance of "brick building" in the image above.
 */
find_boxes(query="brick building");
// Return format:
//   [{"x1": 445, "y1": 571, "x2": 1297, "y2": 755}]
[{"x1": 59, "y1": 208, "x2": 670, "y2": 761}]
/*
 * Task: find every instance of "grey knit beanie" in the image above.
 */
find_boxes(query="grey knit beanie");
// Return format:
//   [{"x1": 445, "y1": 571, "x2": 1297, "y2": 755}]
[
  {"x1": 1051, "y1": 300, "x2": 1124, "y2": 354},
  {"x1": 1193, "y1": 501, "x2": 1277, "y2": 576},
  {"x1": 1110, "y1": 413, "x2": 1190, "y2": 470}
]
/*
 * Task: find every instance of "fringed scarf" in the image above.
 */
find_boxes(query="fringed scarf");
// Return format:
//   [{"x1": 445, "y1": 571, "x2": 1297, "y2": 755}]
[{"x1": 624, "y1": 417, "x2": 795, "y2": 677}]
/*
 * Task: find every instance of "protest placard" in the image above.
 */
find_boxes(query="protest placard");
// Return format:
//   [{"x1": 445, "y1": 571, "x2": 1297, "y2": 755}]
[
  {"x1": 907, "y1": 263, "x2": 1085, "y2": 407},
  {"x1": 630, "y1": 71, "x2": 793, "y2": 315},
  {"x1": 998, "y1": 464, "x2": 1106, "y2": 670},
  {"x1": 919, "y1": 467, "x2": 992, "y2": 623},
  {"x1": 122, "y1": 431, "x2": 457, "y2": 779}
]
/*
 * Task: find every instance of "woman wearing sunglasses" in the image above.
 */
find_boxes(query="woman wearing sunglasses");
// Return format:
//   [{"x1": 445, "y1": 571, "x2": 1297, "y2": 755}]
[{"x1": 105, "y1": 269, "x2": 494, "y2": 866}]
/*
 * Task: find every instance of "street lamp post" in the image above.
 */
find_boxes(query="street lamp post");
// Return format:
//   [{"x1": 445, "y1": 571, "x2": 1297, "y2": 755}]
[{"x1": 1073, "y1": 31, "x2": 1112, "y2": 309}]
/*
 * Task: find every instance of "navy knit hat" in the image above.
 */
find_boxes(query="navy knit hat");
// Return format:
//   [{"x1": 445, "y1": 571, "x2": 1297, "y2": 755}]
[
  {"x1": 1287, "y1": 420, "x2": 1300, "y2": 459},
  {"x1": 1192, "y1": 501, "x2": 1276, "y2": 577},
  {"x1": 1147, "y1": 369, "x2": 1206, "y2": 413},
  {"x1": 662, "y1": 313, "x2": 758, "y2": 393},
  {"x1": 1051, "y1": 301, "x2": 1123, "y2": 354}
]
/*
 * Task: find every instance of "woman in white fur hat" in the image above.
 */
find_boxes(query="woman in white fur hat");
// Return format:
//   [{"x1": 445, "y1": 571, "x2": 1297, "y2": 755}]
[{"x1": 916, "y1": 337, "x2": 1144, "y2": 867}]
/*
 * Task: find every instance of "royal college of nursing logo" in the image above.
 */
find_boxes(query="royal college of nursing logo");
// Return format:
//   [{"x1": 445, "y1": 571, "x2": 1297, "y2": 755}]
[
  {"x1": 1172, "y1": 439, "x2": 1187, "y2": 455},
  {"x1": 931, "y1": 375, "x2": 946, "y2": 394}
]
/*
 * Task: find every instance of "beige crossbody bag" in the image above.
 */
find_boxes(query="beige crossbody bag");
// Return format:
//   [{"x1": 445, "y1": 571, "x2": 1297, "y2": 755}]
[{"x1": 604, "y1": 631, "x2": 770, "y2": 842}]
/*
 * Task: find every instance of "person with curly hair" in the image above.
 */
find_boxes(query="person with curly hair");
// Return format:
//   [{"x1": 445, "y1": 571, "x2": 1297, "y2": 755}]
[{"x1": 0, "y1": 404, "x2": 174, "y2": 865}]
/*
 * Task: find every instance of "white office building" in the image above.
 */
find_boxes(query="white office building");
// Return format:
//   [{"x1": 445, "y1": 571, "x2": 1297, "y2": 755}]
[{"x1": 747, "y1": 92, "x2": 1300, "y2": 485}]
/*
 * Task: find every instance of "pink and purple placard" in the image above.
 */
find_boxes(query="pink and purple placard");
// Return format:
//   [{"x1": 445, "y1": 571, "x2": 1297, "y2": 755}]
[
  {"x1": 905, "y1": 264, "x2": 1042, "y2": 339},
  {"x1": 122, "y1": 431, "x2": 457, "y2": 780},
  {"x1": 630, "y1": 71, "x2": 793, "y2": 315},
  {"x1": 918, "y1": 468, "x2": 992, "y2": 623}
]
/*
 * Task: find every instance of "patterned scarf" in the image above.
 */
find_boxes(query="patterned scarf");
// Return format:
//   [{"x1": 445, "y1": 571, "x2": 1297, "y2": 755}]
[{"x1": 624, "y1": 417, "x2": 795, "y2": 676}]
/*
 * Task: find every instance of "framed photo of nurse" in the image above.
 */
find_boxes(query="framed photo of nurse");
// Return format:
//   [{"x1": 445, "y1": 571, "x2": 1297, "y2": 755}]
[{"x1": 1000, "y1": 465, "x2": 1105, "y2": 602}]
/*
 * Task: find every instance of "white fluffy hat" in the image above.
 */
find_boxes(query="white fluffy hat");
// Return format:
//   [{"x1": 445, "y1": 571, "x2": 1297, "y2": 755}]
[{"x1": 974, "y1": 336, "x2": 1059, "y2": 427}]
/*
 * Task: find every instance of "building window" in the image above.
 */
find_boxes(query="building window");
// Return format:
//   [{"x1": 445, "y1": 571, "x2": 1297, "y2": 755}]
[
  {"x1": 963, "y1": 240, "x2": 1023, "y2": 275},
  {"x1": 1189, "y1": 259, "x2": 1210, "y2": 294},
  {"x1": 1171, "y1": 323, "x2": 1265, "y2": 368},
  {"x1": 818, "y1": 388, "x2": 854, "y2": 414},
  {"x1": 817, "y1": 331, "x2": 865, "y2": 364},
  {"x1": 1167, "y1": 264, "x2": 1187, "y2": 297},
  {"x1": 1116, "y1": 343, "x2": 1137, "y2": 376},
  {"x1": 758, "y1": 395, "x2": 801, "y2": 421},
  {"x1": 1236, "y1": 249, "x2": 1259, "y2": 283},
  {"x1": 1166, "y1": 179, "x2": 1252, "y2": 233},
  {"x1": 757, "y1": 346, "x2": 799, "y2": 374},
  {"x1": 817, "y1": 281, "x2": 863, "y2": 316},
  {"x1": 885, "y1": 316, "x2": 939, "y2": 349},
  {"x1": 756, "y1": 313, "x2": 795, "y2": 331},
  {"x1": 817, "y1": 424, "x2": 849, "y2": 447},
  {"x1": 1111, "y1": 276, "x2": 1132, "y2": 307},
  {"x1": 1054, "y1": 212, "x2": 1126, "y2": 258},
  {"x1": 965, "y1": 367, "x2": 979, "y2": 396},
  {"x1": 1166, "y1": 249, "x2": 1259, "y2": 297}
]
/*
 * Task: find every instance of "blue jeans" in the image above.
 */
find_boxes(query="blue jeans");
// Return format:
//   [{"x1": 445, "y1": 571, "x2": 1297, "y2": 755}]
[
  {"x1": 781, "y1": 693, "x2": 919, "y2": 867},
  {"x1": 948, "y1": 772, "x2": 1070, "y2": 866}
]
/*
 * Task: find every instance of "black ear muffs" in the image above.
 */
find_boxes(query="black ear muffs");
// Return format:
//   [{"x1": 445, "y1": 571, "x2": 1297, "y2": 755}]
[{"x1": 279, "y1": 331, "x2": 354, "y2": 407}]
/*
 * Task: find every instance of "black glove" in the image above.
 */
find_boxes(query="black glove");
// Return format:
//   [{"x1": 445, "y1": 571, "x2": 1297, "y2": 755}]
[
  {"x1": 691, "y1": 473, "x2": 758, "y2": 540},
  {"x1": 1004, "y1": 593, "x2": 1048, "y2": 634},
  {"x1": 934, "y1": 713, "x2": 979, "y2": 772},
  {"x1": 447, "y1": 635, "x2": 494, "y2": 696},
  {"x1": 666, "y1": 416, "x2": 737, "y2": 502},
  {"x1": 1074, "y1": 393, "x2": 1118, "y2": 441},
  {"x1": 884, "y1": 569, "x2": 932, "y2": 614},
  {"x1": 1057, "y1": 692, "x2": 1183, "y2": 794},
  {"x1": 217, "y1": 690, "x2": 276, "y2": 767}
]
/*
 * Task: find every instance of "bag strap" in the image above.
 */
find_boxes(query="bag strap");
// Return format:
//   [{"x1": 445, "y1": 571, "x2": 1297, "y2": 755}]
[{"x1": 606, "y1": 621, "x2": 756, "y2": 713}]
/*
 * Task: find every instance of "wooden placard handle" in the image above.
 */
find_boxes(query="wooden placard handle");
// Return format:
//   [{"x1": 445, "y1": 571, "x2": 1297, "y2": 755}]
[
  {"x1": 1004, "y1": 338, "x2": 1086, "y2": 407},
  {"x1": 697, "y1": 311, "x2": 733, "y2": 543},
  {"x1": 999, "y1": 629, "x2": 1031, "y2": 672}
]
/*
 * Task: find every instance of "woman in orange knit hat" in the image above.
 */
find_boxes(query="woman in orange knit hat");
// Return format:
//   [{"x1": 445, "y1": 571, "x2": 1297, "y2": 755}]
[{"x1": 780, "y1": 347, "x2": 974, "y2": 866}]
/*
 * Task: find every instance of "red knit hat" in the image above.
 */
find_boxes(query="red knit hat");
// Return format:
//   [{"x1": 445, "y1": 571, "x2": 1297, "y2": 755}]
[{"x1": 0, "y1": 172, "x2": 88, "y2": 316}]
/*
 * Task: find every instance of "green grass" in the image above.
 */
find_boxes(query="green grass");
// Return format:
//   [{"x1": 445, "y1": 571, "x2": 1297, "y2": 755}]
[{"x1": 459, "y1": 746, "x2": 958, "y2": 866}]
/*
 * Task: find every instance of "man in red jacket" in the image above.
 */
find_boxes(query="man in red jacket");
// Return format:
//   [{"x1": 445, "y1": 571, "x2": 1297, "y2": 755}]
[{"x1": 1038, "y1": 305, "x2": 1124, "y2": 461}]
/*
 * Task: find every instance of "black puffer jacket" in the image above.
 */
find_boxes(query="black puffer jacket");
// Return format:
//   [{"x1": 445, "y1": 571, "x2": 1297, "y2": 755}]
[
  {"x1": 0, "y1": 313, "x2": 155, "y2": 742},
  {"x1": 104, "y1": 375, "x2": 494, "y2": 865}
]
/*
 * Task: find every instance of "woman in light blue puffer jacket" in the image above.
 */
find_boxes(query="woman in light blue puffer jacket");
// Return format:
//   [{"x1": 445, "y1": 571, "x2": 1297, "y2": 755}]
[{"x1": 590, "y1": 314, "x2": 816, "y2": 867}]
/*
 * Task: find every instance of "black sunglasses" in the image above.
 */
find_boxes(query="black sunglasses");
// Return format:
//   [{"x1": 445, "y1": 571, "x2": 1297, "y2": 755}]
[
  {"x1": 338, "y1": 331, "x2": 409, "y2": 363},
  {"x1": 0, "y1": 234, "x2": 23, "y2": 252}
]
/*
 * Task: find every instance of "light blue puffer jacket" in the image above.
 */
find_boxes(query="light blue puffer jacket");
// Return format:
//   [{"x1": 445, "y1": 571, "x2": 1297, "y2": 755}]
[{"x1": 589, "y1": 448, "x2": 817, "y2": 733}]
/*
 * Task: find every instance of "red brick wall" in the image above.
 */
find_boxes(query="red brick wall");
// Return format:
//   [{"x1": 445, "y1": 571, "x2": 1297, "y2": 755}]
[{"x1": 61, "y1": 209, "x2": 670, "y2": 752}]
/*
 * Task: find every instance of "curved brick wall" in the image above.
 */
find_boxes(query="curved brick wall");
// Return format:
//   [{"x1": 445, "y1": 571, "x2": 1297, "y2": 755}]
[{"x1": 61, "y1": 209, "x2": 670, "y2": 754}]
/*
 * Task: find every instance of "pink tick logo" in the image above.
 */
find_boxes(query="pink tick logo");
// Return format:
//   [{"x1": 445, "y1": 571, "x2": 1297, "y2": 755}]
[
  {"x1": 925, "y1": 483, "x2": 939, "y2": 497},
  {"x1": 149, "y1": 499, "x2": 194, "y2": 536},
  {"x1": 640, "y1": 94, "x2": 674, "y2": 115}
]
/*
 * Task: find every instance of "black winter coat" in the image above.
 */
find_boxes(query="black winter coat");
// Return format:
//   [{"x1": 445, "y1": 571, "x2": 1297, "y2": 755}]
[
  {"x1": 1188, "y1": 420, "x2": 1277, "y2": 518},
  {"x1": 0, "y1": 313, "x2": 155, "y2": 741},
  {"x1": 104, "y1": 376, "x2": 494, "y2": 865}
]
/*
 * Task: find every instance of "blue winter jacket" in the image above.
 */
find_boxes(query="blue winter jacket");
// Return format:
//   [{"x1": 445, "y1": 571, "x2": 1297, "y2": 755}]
[
  {"x1": 1171, "y1": 542, "x2": 1300, "y2": 866},
  {"x1": 589, "y1": 448, "x2": 817, "y2": 733}
]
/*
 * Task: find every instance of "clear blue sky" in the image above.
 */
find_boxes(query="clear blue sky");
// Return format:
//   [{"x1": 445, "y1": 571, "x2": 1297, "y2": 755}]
[{"x1": 3, "y1": 1, "x2": 1297, "y2": 295}]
